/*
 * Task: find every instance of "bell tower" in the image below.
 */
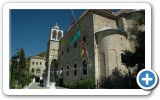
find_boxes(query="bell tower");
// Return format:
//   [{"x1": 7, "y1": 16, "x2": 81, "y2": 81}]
[
  {"x1": 46, "y1": 23, "x2": 63, "y2": 87},
  {"x1": 50, "y1": 23, "x2": 63, "y2": 41}
]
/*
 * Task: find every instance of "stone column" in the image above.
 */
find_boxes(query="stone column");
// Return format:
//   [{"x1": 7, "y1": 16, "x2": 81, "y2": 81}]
[
  {"x1": 104, "y1": 51, "x2": 109, "y2": 77},
  {"x1": 50, "y1": 29, "x2": 53, "y2": 40},
  {"x1": 46, "y1": 60, "x2": 50, "y2": 87},
  {"x1": 56, "y1": 30, "x2": 58, "y2": 41},
  {"x1": 61, "y1": 31, "x2": 63, "y2": 37}
]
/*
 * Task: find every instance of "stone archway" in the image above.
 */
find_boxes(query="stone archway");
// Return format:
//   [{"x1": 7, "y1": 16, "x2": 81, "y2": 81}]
[
  {"x1": 50, "y1": 59, "x2": 58, "y2": 82},
  {"x1": 58, "y1": 31, "x2": 62, "y2": 40},
  {"x1": 52, "y1": 30, "x2": 57, "y2": 40}
]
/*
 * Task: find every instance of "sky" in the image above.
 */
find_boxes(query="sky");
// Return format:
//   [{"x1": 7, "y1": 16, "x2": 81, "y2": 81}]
[
  {"x1": 10, "y1": 9, "x2": 118, "y2": 57},
  {"x1": 10, "y1": 9, "x2": 86, "y2": 57}
]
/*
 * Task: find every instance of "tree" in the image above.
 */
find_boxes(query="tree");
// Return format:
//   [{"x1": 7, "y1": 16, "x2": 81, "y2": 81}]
[
  {"x1": 17, "y1": 48, "x2": 26, "y2": 70},
  {"x1": 121, "y1": 10, "x2": 145, "y2": 68},
  {"x1": 100, "y1": 67, "x2": 139, "y2": 89},
  {"x1": 10, "y1": 48, "x2": 31, "y2": 89}
]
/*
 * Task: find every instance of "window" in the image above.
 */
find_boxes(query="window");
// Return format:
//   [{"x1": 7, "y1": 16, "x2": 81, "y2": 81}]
[
  {"x1": 36, "y1": 62, "x2": 38, "y2": 65},
  {"x1": 74, "y1": 63, "x2": 77, "y2": 76},
  {"x1": 82, "y1": 36, "x2": 86, "y2": 43},
  {"x1": 74, "y1": 41, "x2": 77, "y2": 48},
  {"x1": 66, "y1": 47, "x2": 69, "y2": 53},
  {"x1": 52, "y1": 30, "x2": 57, "y2": 40},
  {"x1": 66, "y1": 65, "x2": 69, "y2": 76},
  {"x1": 83, "y1": 60, "x2": 87, "y2": 75},
  {"x1": 31, "y1": 68, "x2": 34, "y2": 73},
  {"x1": 36, "y1": 68, "x2": 41, "y2": 74},
  {"x1": 58, "y1": 31, "x2": 62, "y2": 40},
  {"x1": 40, "y1": 62, "x2": 42, "y2": 65},
  {"x1": 32, "y1": 61, "x2": 35, "y2": 65}
]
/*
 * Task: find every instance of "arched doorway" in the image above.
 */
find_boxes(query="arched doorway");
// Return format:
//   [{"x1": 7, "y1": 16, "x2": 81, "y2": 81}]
[{"x1": 50, "y1": 59, "x2": 58, "y2": 82}]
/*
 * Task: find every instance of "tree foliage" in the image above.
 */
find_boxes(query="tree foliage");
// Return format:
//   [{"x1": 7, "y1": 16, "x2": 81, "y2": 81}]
[
  {"x1": 100, "y1": 67, "x2": 139, "y2": 89},
  {"x1": 122, "y1": 10, "x2": 145, "y2": 67},
  {"x1": 10, "y1": 48, "x2": 32, "y2": 89}
]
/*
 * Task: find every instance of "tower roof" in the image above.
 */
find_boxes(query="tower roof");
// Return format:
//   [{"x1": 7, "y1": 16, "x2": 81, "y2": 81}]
[{"x1": 53, "y1": 23, "x2": 59, "y2": 30}]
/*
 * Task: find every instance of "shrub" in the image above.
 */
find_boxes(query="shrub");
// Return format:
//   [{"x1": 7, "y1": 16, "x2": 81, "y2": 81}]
[{"x1": 99, "y1": 67, "x2": 139, "y2": 89}]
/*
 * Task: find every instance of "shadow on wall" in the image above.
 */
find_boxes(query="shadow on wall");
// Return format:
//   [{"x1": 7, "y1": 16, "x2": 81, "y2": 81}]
[{"x1": 99, "y1": 67, "x2": 140, "y2": 89}]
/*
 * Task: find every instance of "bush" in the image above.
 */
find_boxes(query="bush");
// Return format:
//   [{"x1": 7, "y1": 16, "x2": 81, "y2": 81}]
[{"x1": 99, "y1": 67, "x2": 139, "y2": 89}]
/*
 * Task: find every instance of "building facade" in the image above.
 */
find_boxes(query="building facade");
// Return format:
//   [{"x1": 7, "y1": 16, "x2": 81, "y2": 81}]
[
  {"x1": 29, "y1": 56, "x2": 46, "y2": 81},
  {"x1": 45, "y1": 9, "x2": 144, "y2": 88}
]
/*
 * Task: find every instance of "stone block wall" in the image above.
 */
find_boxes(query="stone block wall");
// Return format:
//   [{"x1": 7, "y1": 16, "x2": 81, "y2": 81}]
[{"x1": 59, "y1": 11, "x2": 95, "y2": 85}]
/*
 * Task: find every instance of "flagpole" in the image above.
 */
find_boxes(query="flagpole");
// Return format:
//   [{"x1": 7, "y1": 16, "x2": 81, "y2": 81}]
[{"x1": 70, "y1": 9, "x2": 79, "y2": 29}]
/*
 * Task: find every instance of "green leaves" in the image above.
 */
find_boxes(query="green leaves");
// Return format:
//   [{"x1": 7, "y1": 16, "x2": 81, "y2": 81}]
[
  {"x1": 10, "y1": 48, "x2": 31, "y2": 89},
  {"x1": 122, "y1": 10, "x2": 145, "y2": 68}
]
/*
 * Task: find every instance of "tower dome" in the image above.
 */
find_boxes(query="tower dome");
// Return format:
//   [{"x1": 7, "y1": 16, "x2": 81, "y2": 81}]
[{"x1": 53, "y1": 23, "x2": 59, "y2": 30}]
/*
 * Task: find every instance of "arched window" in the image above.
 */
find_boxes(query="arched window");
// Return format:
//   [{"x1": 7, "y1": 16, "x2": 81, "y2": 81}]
[
  {"x1": 74, "y1": 41, "x2": 77, "y2": 48},
  {"x1": 82, "y1": 36, "x2": 86, "y2": 43},
  {"x1": 66, "y1": 65, "x2": 69, "y2": 76},
  {"x1": 36, "y1": 68, "x2": 41, "y2": 74},
  {"x1": 58, "y1": 31, "x2": 62, "y2": 40},
  {"x1": 32, "y1": 61, "x2": 35, "y2": 65},
  {"x1": 83, "y1": 60, "x2": 87, "y2": 75},
  {"x1": 31, "y1": 68, "x2": 34, "y2": 73},
  {"x1": 52, "y1": 30, "x2": 57, "y2": 40},
  {"x1": 74, "y1": 63, "x2": 77, "y2": 76}
]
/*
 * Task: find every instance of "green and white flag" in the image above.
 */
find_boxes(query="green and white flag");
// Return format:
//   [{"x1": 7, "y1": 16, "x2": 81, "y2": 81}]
[{"x1": 70, "y1": 29, "x2": 81, "y2": 46}]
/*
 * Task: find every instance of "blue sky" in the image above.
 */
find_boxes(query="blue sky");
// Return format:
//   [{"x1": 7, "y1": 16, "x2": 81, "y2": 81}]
[
  {"x1": 10, "y1": 9, "x2": 118, "y2": 57},
  {"x1": 10, "y1": 9, "x2": 85, "y2": 57}
]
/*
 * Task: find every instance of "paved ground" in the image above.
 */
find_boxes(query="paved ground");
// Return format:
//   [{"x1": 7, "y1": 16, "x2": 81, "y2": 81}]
[
  {"x1": 28, "y1": 82, "x2": 45, "y2": 89},
  {"x1": 56, "y1": 86, "x2": 67, "y2": 89},
  {"x1": 28, "y1": 82, "x2": 67, "y2": 89}
]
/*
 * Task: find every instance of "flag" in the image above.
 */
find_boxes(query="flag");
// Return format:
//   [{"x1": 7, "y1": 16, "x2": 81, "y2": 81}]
[
  {"x1": 81, "y1": 39, "x2": 88, "y2": 59},
  {"x1": 69, "y1": 29, "x2": 81, "y2": 46},
  {"x1": 68, "y1": 9, "x2": 81, "y2": 46}
]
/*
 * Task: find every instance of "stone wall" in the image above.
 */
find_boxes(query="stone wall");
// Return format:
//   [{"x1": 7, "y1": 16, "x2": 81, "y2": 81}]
[
  {"x1": 59, "y1": 11, "x2": 95, "y2": 85},
  {"x1": 46, "y1": 40, "x2": 59, "y2": 86},
  {"x1": 93, "y1": 13, "x2": 118, "y2": 85},
  {"x1": 95, "y1": 30, "x2": 128, "y2": 82},
  {"x1": 93, "y1": 14, "x2": 117, "y2": 33}
]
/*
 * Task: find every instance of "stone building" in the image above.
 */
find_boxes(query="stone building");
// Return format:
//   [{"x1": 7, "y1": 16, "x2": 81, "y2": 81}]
[
  {"x1": 29, "y1": 56, "x2": 46, "y2": 82},
  {"x1": 45, "y1": 24, "x2": 63, "y2": 87},
  {"x1": 45, "y1": 9, "x2": 144, "y2": 88}
]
